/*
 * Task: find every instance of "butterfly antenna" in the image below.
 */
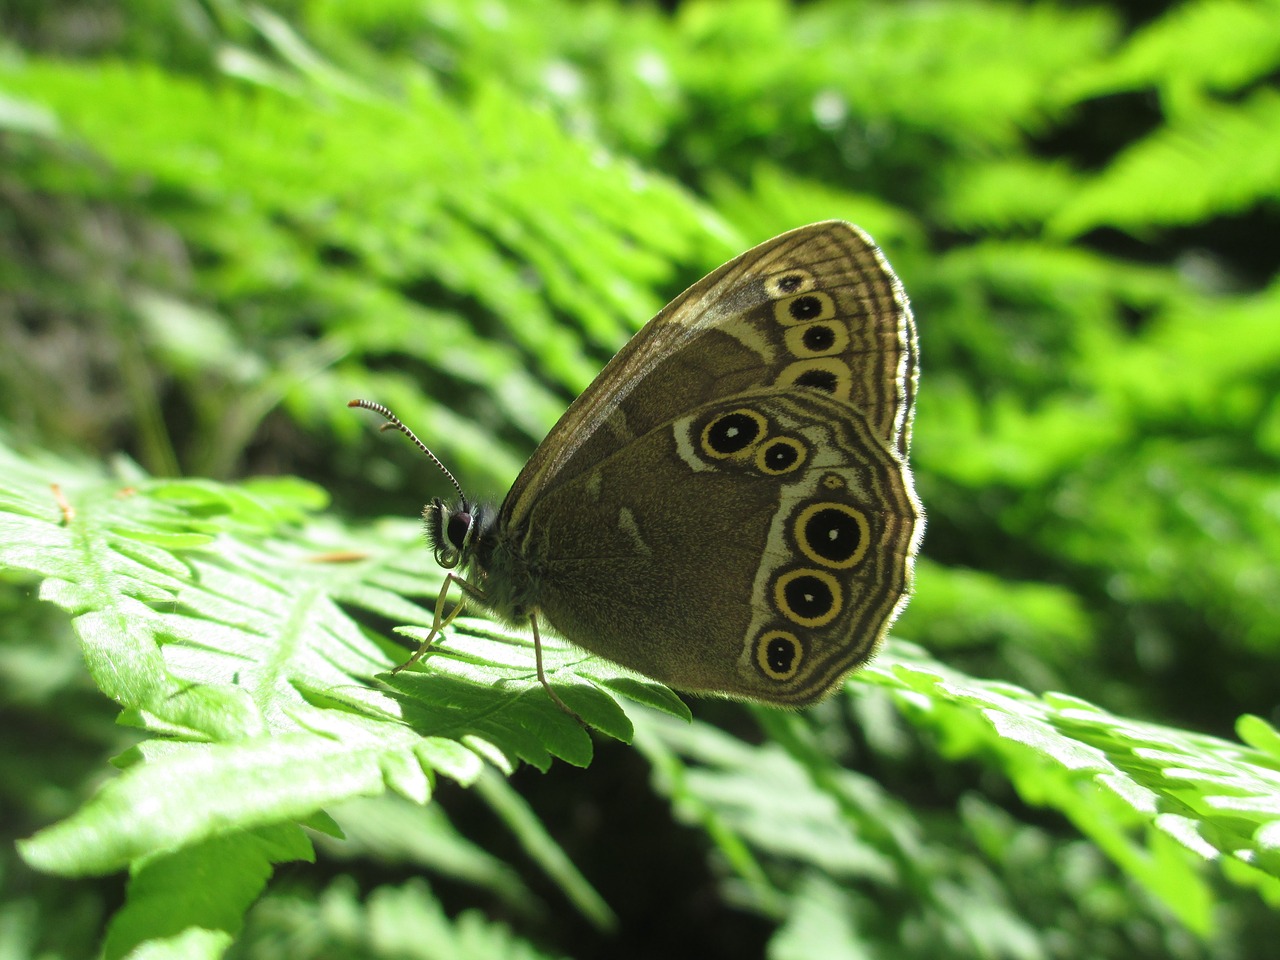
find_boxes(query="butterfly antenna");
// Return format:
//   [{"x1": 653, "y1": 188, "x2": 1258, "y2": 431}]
[{"x1": 348, "y1": 399, "x2": 466, "y2": 503}]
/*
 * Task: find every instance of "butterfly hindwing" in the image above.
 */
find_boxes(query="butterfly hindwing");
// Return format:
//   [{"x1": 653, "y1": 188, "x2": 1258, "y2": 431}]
[{"x1": 518, "y1": 387, "x2": 917, "y2": 703}]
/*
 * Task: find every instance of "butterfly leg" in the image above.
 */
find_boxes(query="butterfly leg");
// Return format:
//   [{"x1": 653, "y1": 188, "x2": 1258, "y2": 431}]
[
  {"x1": 392, "y1": 572, "x2": 477, "y2": 673},
  {"x1": 530, "y1": 611, "x2": 584, "y2": 725}
]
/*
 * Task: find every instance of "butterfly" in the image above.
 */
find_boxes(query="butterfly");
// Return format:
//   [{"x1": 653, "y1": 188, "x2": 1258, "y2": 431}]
[{"x1": 352, "y1": 220, "x2": 921, "y2": 713}]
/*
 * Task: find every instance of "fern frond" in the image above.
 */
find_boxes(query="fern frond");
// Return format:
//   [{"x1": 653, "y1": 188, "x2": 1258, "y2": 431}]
[{"x1": 1051, "y1": 89, "x2": 1280, "y2": 237}]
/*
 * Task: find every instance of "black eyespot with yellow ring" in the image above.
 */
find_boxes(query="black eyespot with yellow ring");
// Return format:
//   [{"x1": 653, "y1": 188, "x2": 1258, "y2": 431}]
[
  {"x1": 701, "y1": 408, "x2": 767, "y2": 459},
  {"x1": 755, "y1": 437, "x2": 807, "y2": 475},
  {"x1": 774, "y1": 568, "x2": 842, "y2": 627},
  {"x1": 773, "y1": 291, "x2": 836, "y2": 326},
  {"x1": 775, "y1": 358, "x2": 853, "y2": 402},
  {"x1": 755, "y1": 629, "x2": 803, "y2": 681},
  {"x1": 764, "y1": 270, "x2": 815, "y2": 299},
  {"x1": 795, "y1": 502, "x2": 870, "y2": 569},
  {"x1": 784, "y1": 320, "x2": 849, "y2": 358}
]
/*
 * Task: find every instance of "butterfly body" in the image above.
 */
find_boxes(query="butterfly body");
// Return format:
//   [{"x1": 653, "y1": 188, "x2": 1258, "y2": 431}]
[{"x1": 409, "y1": 220, "x2": 922, "y2": 707}]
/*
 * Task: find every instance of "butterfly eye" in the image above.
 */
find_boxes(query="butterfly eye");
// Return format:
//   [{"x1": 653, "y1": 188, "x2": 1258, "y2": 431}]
[{"x1": 447, "y1": 510, "x2": 473, "y2": 550}]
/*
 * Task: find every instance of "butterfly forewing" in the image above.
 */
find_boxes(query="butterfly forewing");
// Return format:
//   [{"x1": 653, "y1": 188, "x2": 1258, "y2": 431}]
[{"x1": 501, "y1": 221, "x2": 917, "y2": 532}]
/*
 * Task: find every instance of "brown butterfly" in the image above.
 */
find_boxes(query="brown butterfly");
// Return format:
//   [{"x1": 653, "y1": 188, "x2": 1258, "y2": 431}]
[{"x1": 353, "y1": 220, "x2": 921, "y2": 713}]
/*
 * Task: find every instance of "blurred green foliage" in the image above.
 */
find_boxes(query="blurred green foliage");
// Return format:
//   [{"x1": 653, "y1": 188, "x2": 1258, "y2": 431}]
[{"x1": 2, "y1": 0, "x2": 1278, "y2": 958}]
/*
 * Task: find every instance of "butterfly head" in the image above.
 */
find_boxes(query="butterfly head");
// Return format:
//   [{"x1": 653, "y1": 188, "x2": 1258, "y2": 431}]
[
  {"x1": 347, "y1": 399, "x2": 495, "y2": 571},
  {"x1": 424, "y1": 497, "x2": 495, "y2": 570}
]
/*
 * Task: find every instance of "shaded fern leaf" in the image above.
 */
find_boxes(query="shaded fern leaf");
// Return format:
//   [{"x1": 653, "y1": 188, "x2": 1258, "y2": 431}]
[{"x1": 235, "y1": 876, "x2": 567, "y2": 960}]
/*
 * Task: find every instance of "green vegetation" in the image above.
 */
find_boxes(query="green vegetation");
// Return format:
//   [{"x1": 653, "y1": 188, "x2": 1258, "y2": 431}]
[{"x1": 2, "y1": 1, "x2": 1278, "y2": 957}]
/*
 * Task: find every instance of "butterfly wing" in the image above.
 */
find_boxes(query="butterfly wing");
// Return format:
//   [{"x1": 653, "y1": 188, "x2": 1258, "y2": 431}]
[
  {"x1": 501, "y1": 221, "x2": 917, "y2": 531},
  {"x1": 519, "y1": 388, "x2": 920, "y2": 704}
]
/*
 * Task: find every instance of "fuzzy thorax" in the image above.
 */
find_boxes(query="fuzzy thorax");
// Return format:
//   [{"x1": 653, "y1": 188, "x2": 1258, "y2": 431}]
[{"x1": 423, "y1": 497, "x2": 541, "y2": 624}]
